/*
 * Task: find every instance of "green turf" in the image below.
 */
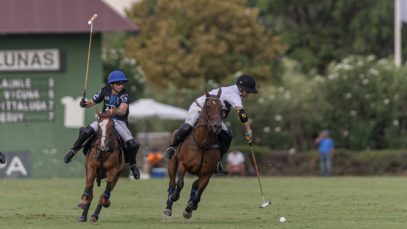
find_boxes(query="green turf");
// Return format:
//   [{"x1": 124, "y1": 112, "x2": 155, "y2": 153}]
[{"x1": 1, "y1": 177, "x2": 407, "y2": 228}]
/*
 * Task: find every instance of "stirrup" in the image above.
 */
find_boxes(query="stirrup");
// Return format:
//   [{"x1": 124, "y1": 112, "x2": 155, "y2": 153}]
[
  {"x1": 165, "y1": 147, "x2": 175, "y2": 159},
  {"x1": 216, "y1": 161, "x2": 228, "y2": 174}
]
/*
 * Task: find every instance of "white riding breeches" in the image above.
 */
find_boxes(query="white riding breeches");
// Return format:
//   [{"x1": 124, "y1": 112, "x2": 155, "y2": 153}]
[
  {"x1": 89, "y1": 119, "x2": 133, "y2": 143},
  {"x1": 185, "y1": 102, "x2": 228, "y2": 131}
]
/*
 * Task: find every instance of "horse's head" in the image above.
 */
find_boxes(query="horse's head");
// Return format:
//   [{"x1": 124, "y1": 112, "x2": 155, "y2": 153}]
[
  {"x1": 202, "y1": 88, "x2": 222, "y2": 135},
  {"x1": 96, "y1": 110, "x2": 115, "y2": 152}
]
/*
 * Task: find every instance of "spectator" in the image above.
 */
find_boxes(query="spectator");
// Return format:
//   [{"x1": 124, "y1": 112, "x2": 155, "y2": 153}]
[
  {"x1": 226, "y1": 149, "x2": 246, "y2": 176},
  {"x1": 314, "y1": 129, "x2": 335, "y2": 176},
  {"x1": 147, "y1": 149, "x2": 164, "y2": 169},
  {"x1": 140, "y1": 147, "x2": 165, "y2": 179}
]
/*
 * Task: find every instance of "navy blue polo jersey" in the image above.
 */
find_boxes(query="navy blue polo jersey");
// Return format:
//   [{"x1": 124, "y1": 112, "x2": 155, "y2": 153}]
[{"x1": 92, "y1": 86, "x2": 130, "y2": 122}]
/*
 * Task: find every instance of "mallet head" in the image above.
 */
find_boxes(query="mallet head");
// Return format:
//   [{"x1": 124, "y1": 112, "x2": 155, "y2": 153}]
[
  {"x1": 88, "y1": 14, "x2": 98, "y2": 25},
  {"x1": 259, "y1": 201, "x2": 271, "y2": 208}
]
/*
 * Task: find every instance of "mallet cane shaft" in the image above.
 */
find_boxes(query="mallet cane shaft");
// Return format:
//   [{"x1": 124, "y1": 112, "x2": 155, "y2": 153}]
[{"x1": 82, "y1": 14, "x2": 98, "y2": 101}]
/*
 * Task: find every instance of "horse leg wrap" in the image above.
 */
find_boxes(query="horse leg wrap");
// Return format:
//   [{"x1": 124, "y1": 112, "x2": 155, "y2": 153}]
[
  {"x1": 188, "y1": 186, "x2": 198, "y2": 203},
  {"x1": 83, "y1": 187, "x2": 92, "y2": 196},
  {"x1": 82, "y1": 192, "x2": 91, "y2": 198},
  {"x1": 166, "y1": 198, "x2": 173, "y2": 209},
  {"x1": 103, "y1": 192, "x2": 110, "y2": 200},
  {"x1": 91, "y1": 205, "x2": 102, "y2": 221},
  {"x1": 82, "y1": 187, "x2": 93, "y2": 201},
  {"x1": 80, "y1": 203, "x2": 91, "y2": 222}
]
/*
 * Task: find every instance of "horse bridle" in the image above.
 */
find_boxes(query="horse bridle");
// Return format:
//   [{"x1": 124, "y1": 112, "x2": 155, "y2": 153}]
[
  {"x1": 96, "y1": 117, "x2": 116, "y2": 152},
  {"x1": 194, "y1": 97, "x2": 222, "y2": 130}
]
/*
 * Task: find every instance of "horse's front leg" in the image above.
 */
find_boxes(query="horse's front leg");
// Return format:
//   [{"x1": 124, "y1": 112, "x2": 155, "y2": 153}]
[
  {"x1": 79, "y1": 161, "x2": 96, "y2": 222},
  {"x1": 187, "y1": 179, "x2": 199, "y2": 208},
  {"x1": 183, "y1": 175, "x2": 211, "y2": 219},
  {"x1": 172, "y1": 161, "x2": 187, "y2": 201},
  {"x1": 163, "y1": 157, "x2": 179, "y2": 216},
  {"x1": 90, "y1": 166, "x2": 120, "y2": 222}
]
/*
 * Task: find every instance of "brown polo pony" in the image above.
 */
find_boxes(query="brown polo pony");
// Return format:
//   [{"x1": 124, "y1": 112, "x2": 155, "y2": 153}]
[
  {"x1": 163, "y1": 88, "x2": 223, "y2": 219},
  {"x1": 78, "y1": 111, "x2": 124, "y2": 222}
]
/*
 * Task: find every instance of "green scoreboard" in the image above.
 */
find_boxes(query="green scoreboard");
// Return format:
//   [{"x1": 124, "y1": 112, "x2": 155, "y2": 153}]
[{"x1": 0, "y1": 34, "x2": 103, "y2": 178}]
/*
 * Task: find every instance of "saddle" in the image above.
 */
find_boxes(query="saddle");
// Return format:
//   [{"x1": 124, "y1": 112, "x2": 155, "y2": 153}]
[{"x1": 189, "y1": 126, "x2": 222, "y2": 151}]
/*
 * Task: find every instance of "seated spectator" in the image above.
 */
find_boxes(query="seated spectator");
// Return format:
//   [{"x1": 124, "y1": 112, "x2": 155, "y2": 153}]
[
  {"x1": 147, "y1": 151, "x2": 164, "y2": 168},
  {"x1": 227, "y1": 149, "x2": 246, "y2": 176},
  {"x1": 141, "y1": 148, "x2": 164, "y2": 179}
]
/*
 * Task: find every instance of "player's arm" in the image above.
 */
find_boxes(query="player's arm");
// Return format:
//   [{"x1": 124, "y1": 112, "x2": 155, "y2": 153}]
[
  {"x1": 112, "y1": 103, "x2": 128, "y2": 116},
  {"x1": 81, "y1": 89, "x2": 103, "y2": 108},
  {"x1": 235, "y1": 106, "x2": 253, "y2": 144}
]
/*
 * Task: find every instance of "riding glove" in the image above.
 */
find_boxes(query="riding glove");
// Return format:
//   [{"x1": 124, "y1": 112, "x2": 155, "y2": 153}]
[
  {"x1": 245, "y1": 129, "x2": 253, "y2": 144},
  {"x1": 80, "y1": 99, "x2": 87, "y2": 108}
]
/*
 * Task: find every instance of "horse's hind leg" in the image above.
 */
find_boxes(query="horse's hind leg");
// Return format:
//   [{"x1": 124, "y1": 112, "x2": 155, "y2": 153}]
[
  {"x1": 163, "y1": 157, "x2": 179, "y2": 216},
  {"x1": 183, "y1": 175, "x2": 211, "y2": 219},
  {"x1": 90, "y1": 168, "x2": 120, "y2": 222}
]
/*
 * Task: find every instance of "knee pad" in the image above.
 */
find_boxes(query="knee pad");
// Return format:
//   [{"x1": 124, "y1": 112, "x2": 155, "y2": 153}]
[
  {"x1": 126, "y1": 139, "x2": 140, "y2": 152},
  {"x1": 125, "y1": 139, "x2": 139, "y2": 163},
  {"x1": 178, "y1": 123, "x2": 193, "y2": 138},
  {"x1": 79, "y1": 126, "x2": 95, "y2": 137}
]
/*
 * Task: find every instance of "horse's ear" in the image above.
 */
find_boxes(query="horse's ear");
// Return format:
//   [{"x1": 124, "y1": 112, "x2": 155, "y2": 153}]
[
  {"x1": 205, "y1": 86, "x2": 210, "y2": 97},
  {"x1": 217, "y1": 88, "x2": 222, "y2": 98}
]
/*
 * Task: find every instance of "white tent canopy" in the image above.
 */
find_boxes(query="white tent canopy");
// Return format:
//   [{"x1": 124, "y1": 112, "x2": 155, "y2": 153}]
[{"x1": 128, "y1": 98, "x2": 188, "y2": 122}]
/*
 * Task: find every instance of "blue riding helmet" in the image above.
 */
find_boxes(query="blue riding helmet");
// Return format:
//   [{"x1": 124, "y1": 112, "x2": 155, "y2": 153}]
[{"x1": 108, "y1": 70, "x2": 128, "y2": 84}]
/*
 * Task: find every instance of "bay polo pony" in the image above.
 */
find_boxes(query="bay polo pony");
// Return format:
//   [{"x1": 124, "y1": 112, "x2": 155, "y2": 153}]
[
  {"x1": 163, "y1": 88, "x2": 223, "y2": 219},
  {"x1": 78, "y1": 111, "x2": 124, "y2": 222}
]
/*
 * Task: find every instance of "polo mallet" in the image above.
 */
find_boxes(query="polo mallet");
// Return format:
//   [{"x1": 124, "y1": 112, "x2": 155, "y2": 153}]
[
  {"x1": 249, "y1": 143, "x2": 271, "y2": 208},
  {"x1": 82, "y1": 13, "x2": 98, "y2": 101}
]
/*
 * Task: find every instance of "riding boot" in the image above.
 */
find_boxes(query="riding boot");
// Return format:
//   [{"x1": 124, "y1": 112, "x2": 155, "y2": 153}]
[
  {"x1": 0, "y1": 152, "x2": 6, "y2": 164},
  {"x1": 64, "y1": 126, "x2": 95, "y2": 164},
  {"x1": 216, "y1": 129, "x2": 233, "y2": 174},
  {"x1": 164, "y1": 123, "x2": 193, "y2": 159},
  {"x1": 125, "y1": 139, "x2": 141, "y2": 180}
]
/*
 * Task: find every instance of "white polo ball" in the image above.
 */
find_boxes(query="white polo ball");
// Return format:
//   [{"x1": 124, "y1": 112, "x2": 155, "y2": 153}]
[{"x1": 279, "y1": 217, "x2": 286, "y2": 223}]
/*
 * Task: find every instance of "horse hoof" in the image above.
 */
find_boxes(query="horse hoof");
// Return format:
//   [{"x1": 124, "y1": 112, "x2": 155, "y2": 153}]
[
  {"x1": 163, "y1": 208, "x2": 172, "y2": 216},
  {"x1": 183, "y1": 210, "x2": 192, "y2": 219},
  {"x1": 79, "y1": 216, "x2": 87, "y2": 222},
  {"x1": 102, "y1": 200, "x2": 110, "y2": 208},
  {"x1": 90, "y1": 215, "x2": 99, "y2": 222}
]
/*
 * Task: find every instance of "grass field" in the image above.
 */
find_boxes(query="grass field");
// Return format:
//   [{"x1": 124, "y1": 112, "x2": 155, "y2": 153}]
[{"x1": 1, "y1": 176, "x2": 407, "y2": 229}]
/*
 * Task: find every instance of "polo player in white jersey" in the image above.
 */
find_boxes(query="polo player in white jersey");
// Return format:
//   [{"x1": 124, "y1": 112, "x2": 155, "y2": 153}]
[{"x1": 164, "y1": 74, "x2": 257, "y2": 174}]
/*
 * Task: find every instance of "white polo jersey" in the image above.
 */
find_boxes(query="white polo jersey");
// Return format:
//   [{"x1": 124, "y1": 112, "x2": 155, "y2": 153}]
[
  {"x1": 185, "y1": 85, "x2": 243, "y2": 128},
  {"x1": 195, "y1": 85, "x2": 243, "y2": 110}
]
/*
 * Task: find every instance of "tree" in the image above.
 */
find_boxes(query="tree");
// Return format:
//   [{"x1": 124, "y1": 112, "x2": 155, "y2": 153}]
[
  {"x1": 251, "y1": 0, "x2": 395, "y2": 74},
  {"x1": 102, "y1": 48, "x2": 145, "y2": 100},
  {"x1": 125, "y1": 0, "x2": 284, "y2": 90}
]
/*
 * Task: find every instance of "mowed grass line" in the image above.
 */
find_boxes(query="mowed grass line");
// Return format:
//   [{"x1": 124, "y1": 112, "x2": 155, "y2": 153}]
[{"x1": 1, "y1": 177, "x2": 407, "y2": 229}]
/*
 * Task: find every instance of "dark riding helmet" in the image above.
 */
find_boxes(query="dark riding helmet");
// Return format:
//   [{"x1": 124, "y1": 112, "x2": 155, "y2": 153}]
[
  {"x1": 236, "y1": 74, "x2": 257, "y2": 93},
  {"x1": 108, "y1": 70, "x2": 128, "y2": 84}
]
